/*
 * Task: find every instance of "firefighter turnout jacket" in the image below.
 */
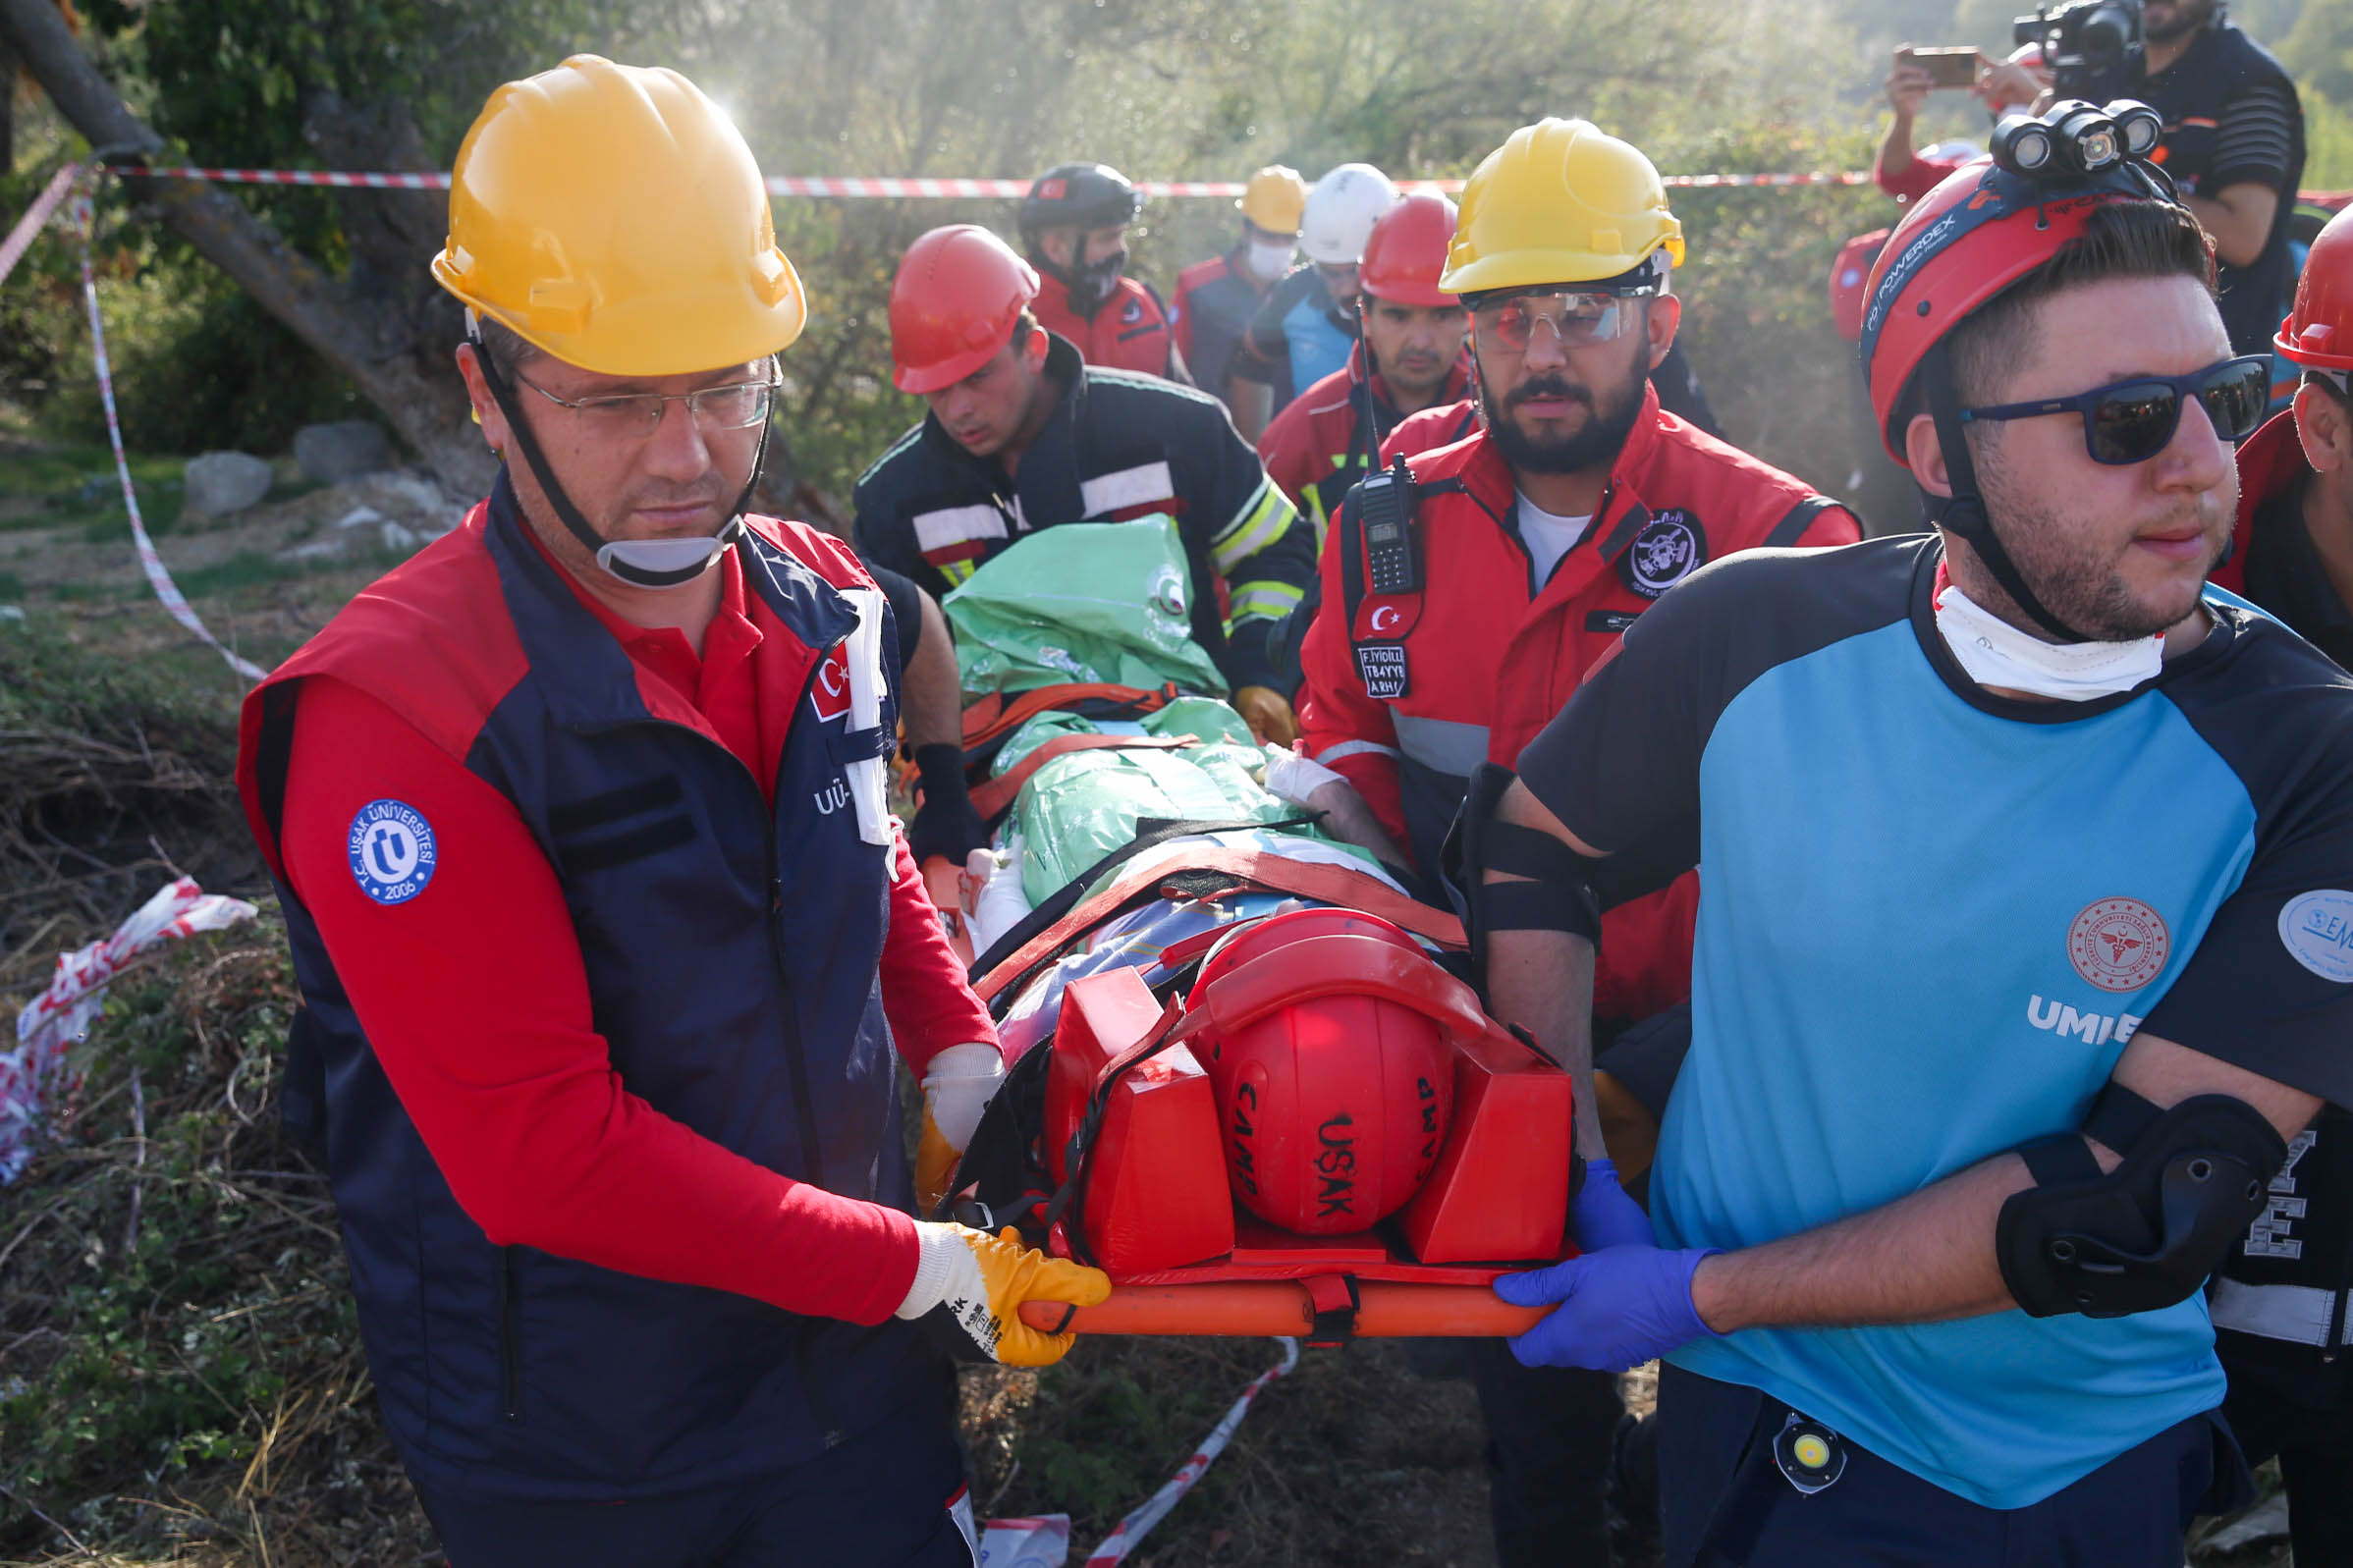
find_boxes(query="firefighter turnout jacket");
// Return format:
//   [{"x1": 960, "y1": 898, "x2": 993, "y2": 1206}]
[
  {"x1": 1031, "y1": 267, "x2": 1183, "y2": 380},
  {"x1": 854, "y1": 332, "x2": 1310, "y2": 692},
  {"x1": 1297, "y1": 384, "x2": 1860, "y2": 1019},
  {"x1": 235, "y1": 476, "x2": 987, "y2": 1500},
  {"x1": 1258, "y1": 342, "x2": 1472, "y2": 541}
]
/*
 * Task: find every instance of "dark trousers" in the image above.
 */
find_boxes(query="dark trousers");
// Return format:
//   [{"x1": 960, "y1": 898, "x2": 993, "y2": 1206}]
[
  {"x1": 413, "y1": 1394, "x2": 974, "y2": 1568},
  {"x1": 1468, "y1": 1336, "x2": 1626, "y2": 1566},
  {"x1": 1655, "y1": 1364, "x2": 2248, "y2": 1568},
  {"x1": 2221, "y1": 1372, "x2": 2353, "y2": 1566}
]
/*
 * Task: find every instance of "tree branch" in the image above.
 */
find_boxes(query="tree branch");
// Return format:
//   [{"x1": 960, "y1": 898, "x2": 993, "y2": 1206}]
[{"x1": 0, "y1": 0, "x2": 493, "y2": 497}]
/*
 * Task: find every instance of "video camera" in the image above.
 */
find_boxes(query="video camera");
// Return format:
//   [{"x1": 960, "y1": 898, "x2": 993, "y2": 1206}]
[{"x1": 2014, "y1": 0, "x2": 2145, "y2": 102}]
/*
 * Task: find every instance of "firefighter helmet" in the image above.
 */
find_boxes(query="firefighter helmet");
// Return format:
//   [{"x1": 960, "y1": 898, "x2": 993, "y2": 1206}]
[
  {"x1": 889, "y1": 226, "x2": 1041, "y2": 395},
  {"x1": 1360, "y1": 191, "x2": 1461, "y2": 308},
  {"x1": 2277, "y1": 203, "x2": 2353, "y2": 370}
]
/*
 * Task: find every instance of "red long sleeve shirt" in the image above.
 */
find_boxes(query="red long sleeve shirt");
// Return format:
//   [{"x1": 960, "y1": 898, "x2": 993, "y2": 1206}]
[{"x1": 277, "y1": 545, "x2": 994, "y2": 1325}]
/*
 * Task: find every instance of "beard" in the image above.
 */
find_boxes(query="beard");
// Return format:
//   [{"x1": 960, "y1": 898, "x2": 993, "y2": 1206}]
[
  {"x1": 2145, "y1": 0, "x2": 2214, "y2": 44},
  {"x1": 1481, "y1": 353, "x2": 1649, "y2": 475},
  {"x1": 1972, "y1": 448, "x2": 2226, "y2": 641}
]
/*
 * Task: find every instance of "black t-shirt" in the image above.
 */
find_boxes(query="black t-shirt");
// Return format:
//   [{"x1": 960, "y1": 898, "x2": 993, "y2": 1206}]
[
  {"x1": 2244, "y1": 476, "x2": 2353, "y2": 671},
  {"x1": 2134, "y1": 23, "x2": 2305, "y2": 358}
]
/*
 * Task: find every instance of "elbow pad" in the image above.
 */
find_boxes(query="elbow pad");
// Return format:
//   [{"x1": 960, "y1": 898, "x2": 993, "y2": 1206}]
[
  {"x1": 1440, "y1": 763, "x2": 1602, "y2": 964},
  {"x1": 1996, "y1": 1084, "x2": 2287, "y2": 1320}
]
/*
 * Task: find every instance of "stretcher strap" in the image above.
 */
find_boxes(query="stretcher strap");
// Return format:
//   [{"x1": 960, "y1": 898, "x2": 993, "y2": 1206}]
[
  {"x1": 967, "y1": 816, "x2": 1318, "y2": 988},
  {"x1": 973, "y1": 843, "x2": 1468, "y2": 1003},
  {"x1": 968, "y1": 732, "x2": 1196, "y2": 822},
  {"x1": 959, "y1": 681, "x2": 1183, "y2": 751}
]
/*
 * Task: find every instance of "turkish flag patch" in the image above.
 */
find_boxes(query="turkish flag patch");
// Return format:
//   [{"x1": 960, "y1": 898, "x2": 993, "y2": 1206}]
[{"x1": 810, "y1": 644, "x2": 853, "y2": 723}]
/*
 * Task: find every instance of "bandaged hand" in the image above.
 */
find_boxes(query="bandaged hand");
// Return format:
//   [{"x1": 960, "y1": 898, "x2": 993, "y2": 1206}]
[
  {"x1": 895, "y1": 1223, "x2": 1112, "y2": 1367},
  {"x1": 1256, "y1": 742, "x2": 1344, "y2": 807}
]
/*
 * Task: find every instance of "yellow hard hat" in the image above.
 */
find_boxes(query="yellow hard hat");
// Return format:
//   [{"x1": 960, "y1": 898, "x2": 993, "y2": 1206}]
[
  {"x1": 1237, "y1": 165, "x2": 1309, "y2": 236},
  {"x1": 431, "y1": 55, "x2": 806, "y2": 377},
  {"x1": 1439, "y1": 119, "x2": 1685, "y2": 297}
]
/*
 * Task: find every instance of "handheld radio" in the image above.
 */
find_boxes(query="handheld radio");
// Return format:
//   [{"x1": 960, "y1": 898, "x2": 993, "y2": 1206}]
[{"x1": 1358, "y1": 455, "x2": 1422, "y2": 596}]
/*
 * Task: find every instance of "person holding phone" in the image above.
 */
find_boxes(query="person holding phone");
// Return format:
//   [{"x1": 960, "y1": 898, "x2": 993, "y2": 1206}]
[{"x1": 1878, "y1": 43, "x2": 2053, "y2": 205}]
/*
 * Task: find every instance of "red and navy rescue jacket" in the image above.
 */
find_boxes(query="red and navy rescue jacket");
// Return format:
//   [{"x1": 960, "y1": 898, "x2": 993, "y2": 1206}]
[
  {"x1": 1031, "y1": 268, "x2": 1182, "y2": 380},
  {"x1": 1297, "y1": 386, "x2": 1860, "y2": 1021},
  {"x1": 235, "y1": 479, "x2": 946, "y2": 1500},
  {"x1": 1258, "y1": 342, "x2": 1472, "y2": 543}
]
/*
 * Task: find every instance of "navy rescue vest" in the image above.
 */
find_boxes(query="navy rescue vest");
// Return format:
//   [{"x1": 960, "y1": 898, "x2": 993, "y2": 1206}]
[{"x1": 239, "y1": 479, "x2": 946, "y2": 1501}]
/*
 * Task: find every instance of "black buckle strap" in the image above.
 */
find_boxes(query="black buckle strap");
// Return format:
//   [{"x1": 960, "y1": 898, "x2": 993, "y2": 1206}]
[{"x1": 1303, "y1": 1273, "x2": 1362, "y2": 1346}]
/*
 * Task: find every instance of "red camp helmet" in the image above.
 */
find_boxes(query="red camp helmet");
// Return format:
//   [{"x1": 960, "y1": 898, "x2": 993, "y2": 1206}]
[
  {"x1": 889, "y1": 225, "x2": 1040, "y2": 395},
  {"x1": 1829, "y1": 229, "x2": 1890, "y2": 345},
  {"x1": 2278, "y1": 204, "x2": 2353, "y2": 370},
  {"x1": 1359, "y1": 191, "x2": 1460, "y2": 308},
  {"x1": 1859, "y1": 154, "x2": 2178, "y2": 462},
  {"x1": 1186, "y1": 907, "x2": 1459, "y2": 1236}
]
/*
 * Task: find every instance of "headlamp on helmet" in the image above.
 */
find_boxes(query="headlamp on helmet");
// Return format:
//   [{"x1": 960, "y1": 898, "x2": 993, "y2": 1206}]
[
  {"x1": 1991, "y1": 98, "x2": 2162, "y2": 179},
  {"x1": 1857, "y1": 98, "x2": 2196, "y2": 644}
]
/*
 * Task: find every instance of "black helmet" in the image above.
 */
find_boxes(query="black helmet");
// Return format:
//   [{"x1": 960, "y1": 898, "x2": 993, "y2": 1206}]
[{"x1": 1019, "y1": 162, "x2": 1144, "y2": 236}]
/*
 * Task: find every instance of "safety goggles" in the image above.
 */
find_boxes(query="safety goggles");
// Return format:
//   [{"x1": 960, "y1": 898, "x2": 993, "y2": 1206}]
[
  {"x1": 1958, "y1": 355, "x2": 2270, "y2": 465},
  {"x1": 1473, "y1": 287, "x2": 1657, "y2": 353},
  {"x1": 518, "y1": 366, "x2": 778, "y2": 442}
]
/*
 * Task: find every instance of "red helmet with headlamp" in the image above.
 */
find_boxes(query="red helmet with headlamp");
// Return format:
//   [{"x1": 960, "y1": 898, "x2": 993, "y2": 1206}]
[{"x1": 1858, "y1": 96, "x2": 2211, "y2": 641}]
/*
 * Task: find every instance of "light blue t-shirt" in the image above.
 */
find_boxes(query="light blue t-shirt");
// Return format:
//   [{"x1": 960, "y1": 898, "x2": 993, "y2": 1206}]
[{"x1": 1517, "y1": 537, "x2": 2353, "y2": 1508}]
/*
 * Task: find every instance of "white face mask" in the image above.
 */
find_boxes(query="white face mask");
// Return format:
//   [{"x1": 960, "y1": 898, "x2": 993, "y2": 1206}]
[
  {"x1": 1933, "y1": 578, "x2": 2165, "y2": 700},
  {"x1": 595, "y1": 534, "x2": 733, "y2": 583},
  {"x1": 1245, "y1": 237, "x2": 1296, "y2": 283}
]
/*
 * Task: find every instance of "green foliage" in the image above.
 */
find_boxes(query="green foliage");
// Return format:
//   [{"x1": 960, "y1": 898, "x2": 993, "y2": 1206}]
[
  {"x1": 79, "y1": 0, "x2": 631, "y2": 255},
  {"x1": 0, "y1": 440, "x2": 185, "y2": 534},
  {"x1": 0, "y1": 926, "x2": 359, "y2": 1555},
  {"x1": 2304, "y1": 90, "x2": 2353, "y2": 192},
  {"x1": 0, "y1": 610, "x2": 243, "y2": 744}
]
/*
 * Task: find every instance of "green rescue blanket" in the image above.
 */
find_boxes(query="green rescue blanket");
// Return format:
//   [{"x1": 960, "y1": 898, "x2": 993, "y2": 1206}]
[{"x1": 943, "y1": 517, "x2": 1227, "y2": 700}]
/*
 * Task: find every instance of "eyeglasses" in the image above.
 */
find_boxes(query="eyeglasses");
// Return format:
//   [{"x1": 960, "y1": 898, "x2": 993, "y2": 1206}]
[
  {"x1": 1959, "y1": 355, "x2": 2270, "y2": 465},
  {"x1": 516, "y1": 367, "x2": 777, "y2": 442},
  {"x1": 1474, "y1": 288, "x2": 1657, "y2": 353}
]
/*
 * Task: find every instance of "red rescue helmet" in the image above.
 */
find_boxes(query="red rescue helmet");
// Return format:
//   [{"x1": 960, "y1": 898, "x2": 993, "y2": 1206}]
[
  {"x1": 1859, "y1": 120, "x2": 2180, "y2": 463},
  {"x1": 1359, "y1": 191, "x2": 1461, "y2": 308},
  {"x1": 2277, "y1": 204, "x2": 2353, "y2": 370},
  {"x1": 888, "y1": 225, "x2": 1040, "y2": 395},
  {"x1": 1859, "y1": 97, "x2": 2195, "y2": 644},
  {"x1": 1186, "y1": 907, "x2": 1461, "y2": 1236}
]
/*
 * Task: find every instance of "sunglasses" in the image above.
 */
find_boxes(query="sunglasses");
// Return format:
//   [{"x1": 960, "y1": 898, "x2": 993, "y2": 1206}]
[
  {"x1": 1958, "y1": 355, "x2": 2270, "y2": 465},
  {"x1": 1474, "y1": 287, "x2": 1657, "y2": 353}
]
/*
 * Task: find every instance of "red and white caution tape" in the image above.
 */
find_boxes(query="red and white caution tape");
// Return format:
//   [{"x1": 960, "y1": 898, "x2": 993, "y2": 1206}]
[
  {"x1": 71, "y1": 188, "x2": 271, "y2": 684},
  {"x1": 0, "y1": 162, "x2": 82, "y2": 289},
  {"x1": 98, "y1": 163, "x2": 1874, "y2": 196},
  {"x1": 2, "y1": 879, "x2": 258, "y2": 1182},
  {"x1": 1075, "y1": 1335, "x2": 1301, "y2": 1566}
]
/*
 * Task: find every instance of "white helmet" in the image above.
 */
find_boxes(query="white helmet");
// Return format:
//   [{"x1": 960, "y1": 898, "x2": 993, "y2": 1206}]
[{"x1": 1300, "y1": 163, "x2": 1400, "y2": 264}]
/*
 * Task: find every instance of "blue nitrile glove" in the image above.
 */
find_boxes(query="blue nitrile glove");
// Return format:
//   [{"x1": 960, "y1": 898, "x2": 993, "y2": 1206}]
[
  {"x1": 1570, "y1": 1157, "x2": 1656, "y2": 1254},
  {"x1": 1494, "y1": 1245, "x2": 1723, "y2": 1372}
]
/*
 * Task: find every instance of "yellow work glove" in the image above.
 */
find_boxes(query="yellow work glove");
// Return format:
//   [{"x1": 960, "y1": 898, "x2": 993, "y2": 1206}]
[
  {"x1": 914, "y1": 1043, "x2": 1003, "y2": 1216},
  {"x1": 1233, "y1": 684, "x2": 1299, "y2": 746},
  {"x1": 894, "y1": 1223, "x2": 1112, "y2": 1367}
]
